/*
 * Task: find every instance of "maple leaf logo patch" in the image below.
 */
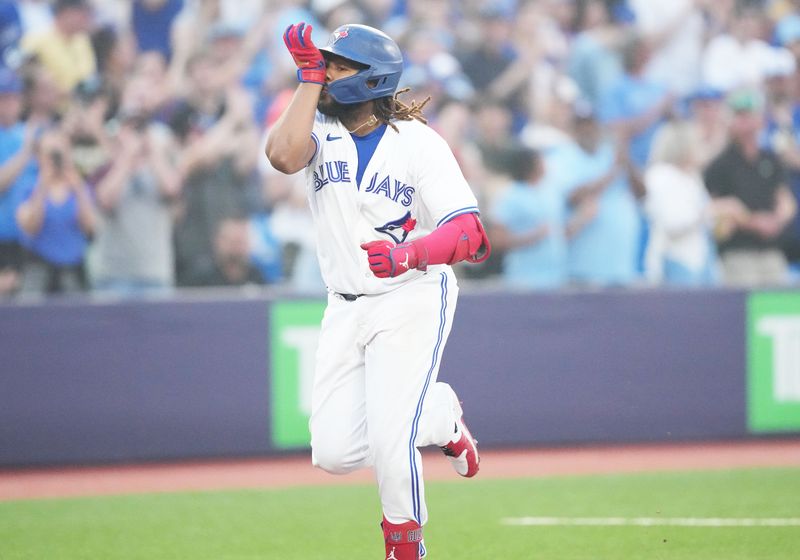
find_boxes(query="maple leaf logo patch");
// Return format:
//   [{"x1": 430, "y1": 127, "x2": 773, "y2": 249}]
[{"x1": 333, "y1": 28, "x2": 349, "y2": 43}]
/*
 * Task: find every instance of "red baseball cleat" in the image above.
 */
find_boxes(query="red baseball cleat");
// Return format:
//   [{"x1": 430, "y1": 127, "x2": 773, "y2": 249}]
[{"x1": 439, "y1": 396, "x2": 480, "y2": 477}]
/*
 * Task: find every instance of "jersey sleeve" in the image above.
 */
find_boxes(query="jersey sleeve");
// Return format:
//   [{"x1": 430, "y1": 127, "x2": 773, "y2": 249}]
[
  {"x1": 414, "y1": 128, "x2": 479, "y2": 228},
  {"x1": 308, "y1": 112, "x2": 330, "y2": 167}
]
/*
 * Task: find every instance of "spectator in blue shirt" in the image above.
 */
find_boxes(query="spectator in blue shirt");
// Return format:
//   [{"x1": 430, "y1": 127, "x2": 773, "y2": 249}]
[
  {"x1": 0, "y1": 67, "x2": 37, "y2": 297},
  {"x1": 16, "y1": 125, "x2": 95, "y2": 294},
  {"x1": 547, "y1": 103, "x2": 642, "y2": 286},
  {"x1": 597, "y1": 34, "x2": 671, "y2": 275},
  {"x1": 599, "y1": 33, "x2": 673, "y2": 170},
  {"x1": 568, "y1": 0, "x2": 625, "y2": 109},
  {"x1": 489, "y1": 145, "x2": 568, "y2": 290},
  {"x1": 131, "y1": 0, "x2": 183, "y2": 62}
]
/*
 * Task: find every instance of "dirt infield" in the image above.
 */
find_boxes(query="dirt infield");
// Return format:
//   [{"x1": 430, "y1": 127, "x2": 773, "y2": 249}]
[{"x1": 1, "y1": 439, "x2": 799, "y2": 502}]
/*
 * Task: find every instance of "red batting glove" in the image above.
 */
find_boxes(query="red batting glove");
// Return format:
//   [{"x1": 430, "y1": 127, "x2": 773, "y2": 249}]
[
  {"x1": 283, "y1": 22, "x2": 326, "y2": 85},
  {"x1": 361, "y1": 240, "x2": 422, "y2": 278}
]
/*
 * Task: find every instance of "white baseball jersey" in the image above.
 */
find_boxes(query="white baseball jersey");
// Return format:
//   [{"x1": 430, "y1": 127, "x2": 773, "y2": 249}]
[
  {"x1": 305, "y1": 112, "x2": 479, "y2": 536},
  {"x1": 306, "y1": 113, "x2": 479, "y2": 295}
]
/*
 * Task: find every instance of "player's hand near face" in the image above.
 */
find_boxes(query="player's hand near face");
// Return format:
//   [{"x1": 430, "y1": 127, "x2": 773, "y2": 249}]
[
  {"x1": 266, "y1": 22, "x2": 324, "y2": 174},
  {"x1": 361, "y1": 240, "x2": 421, "y2": 278},
  {"x1": 283, "y1": 22, "x2": 325, "y2": 85}
]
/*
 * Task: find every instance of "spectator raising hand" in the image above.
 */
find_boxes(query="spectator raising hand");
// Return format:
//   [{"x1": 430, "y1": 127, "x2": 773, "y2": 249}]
[
  {"x1": 181, "y1": 86, "x2": 260, "y2": 174},
  {"x1": 173, "y1": 77, "x2": 261, "y2": 286},
  {"x1": 16, "y1": 126, "x2": 95, "y2": 294},
  {"x1": 89, "y1": 99, "x2": 182, "y2": 297}
]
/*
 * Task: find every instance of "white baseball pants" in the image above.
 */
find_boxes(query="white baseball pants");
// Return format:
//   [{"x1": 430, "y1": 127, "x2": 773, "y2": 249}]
[{"x1": 310, "y1": 268, "x2": 460, "y2": 525}]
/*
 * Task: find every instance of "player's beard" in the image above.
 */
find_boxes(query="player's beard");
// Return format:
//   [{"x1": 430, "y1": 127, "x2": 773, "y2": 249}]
[{"x1": 317, "y1": 90, "x2": 366, "y2": 120}]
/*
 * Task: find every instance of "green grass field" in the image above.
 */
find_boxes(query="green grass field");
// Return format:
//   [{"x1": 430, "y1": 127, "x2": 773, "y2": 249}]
[{"x1": 1, "y1": 468, "x2": 799, "y2": 559}]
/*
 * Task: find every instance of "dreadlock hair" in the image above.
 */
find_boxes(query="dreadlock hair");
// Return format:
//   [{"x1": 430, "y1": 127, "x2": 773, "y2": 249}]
[{"x1": 374, "y1": 88, "x2": 431, "y2": 132}]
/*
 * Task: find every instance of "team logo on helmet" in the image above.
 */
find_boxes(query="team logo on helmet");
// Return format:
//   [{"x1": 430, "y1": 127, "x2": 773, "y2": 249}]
[
  {"x1": 375, "y1": 211, "x2": 417, "y2": 244},
  {"x1": 332, "y1": 28, "x2": 349, "y2": 43}
]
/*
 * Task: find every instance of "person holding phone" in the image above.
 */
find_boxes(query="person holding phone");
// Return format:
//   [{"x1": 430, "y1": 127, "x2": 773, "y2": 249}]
[{"x1": 15, "y1": 125, "x2": 95, "y2": 294}]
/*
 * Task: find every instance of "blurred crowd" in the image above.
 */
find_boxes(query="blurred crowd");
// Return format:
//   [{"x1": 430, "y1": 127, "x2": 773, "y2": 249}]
[{"x1": 0, "y1": 0, "x2": 799, "y2": 300}]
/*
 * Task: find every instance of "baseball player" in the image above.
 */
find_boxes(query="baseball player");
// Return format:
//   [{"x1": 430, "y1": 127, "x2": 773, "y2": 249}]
[{"x1": 265, "y1": 22, "x2": 490, "y2": 560}]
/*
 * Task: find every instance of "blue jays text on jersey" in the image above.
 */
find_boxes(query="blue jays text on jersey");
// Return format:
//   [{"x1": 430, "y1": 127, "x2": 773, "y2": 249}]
[
  {"x1": 313, "y1": 161, "x2": 352, "y2": 191},
  {"x1": 313, "y1": 160, "x2": 416, "y2": 208},
  {"x1": 364, "y1": 173, "x2": 415, "y2": 207}
]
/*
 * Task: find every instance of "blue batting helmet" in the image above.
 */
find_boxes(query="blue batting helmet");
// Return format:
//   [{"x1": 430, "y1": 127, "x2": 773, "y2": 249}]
[{"x1": 319, "y1": 24, "x2": 403, "y2": 104}]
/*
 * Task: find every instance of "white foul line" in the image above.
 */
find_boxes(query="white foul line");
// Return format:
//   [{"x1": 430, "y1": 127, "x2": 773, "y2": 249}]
[{"x1": 501, "y1": 517, "x2": 800, "y2": 527}]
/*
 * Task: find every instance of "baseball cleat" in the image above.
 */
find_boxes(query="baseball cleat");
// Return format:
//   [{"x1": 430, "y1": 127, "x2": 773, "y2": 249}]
[{"x1": 439, "y1": 396, "x2": 479, "y2": 477}]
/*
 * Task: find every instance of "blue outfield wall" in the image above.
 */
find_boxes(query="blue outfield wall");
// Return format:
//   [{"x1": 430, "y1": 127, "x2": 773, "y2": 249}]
[
  {"x1": 0, "y1": 288, "x2": 792, "y2": 467},
  {"x1": 0, "y1": 298, "x2": 274, "y2": 466},
  {"x1": 444, "y1": 289, "x2": 747, "y2": 446}
]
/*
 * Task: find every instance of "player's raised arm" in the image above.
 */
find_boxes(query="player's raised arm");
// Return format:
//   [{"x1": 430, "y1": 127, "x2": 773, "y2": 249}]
[{"x1": 265, "y1": 22, "x2": 324, "y2": 174}]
